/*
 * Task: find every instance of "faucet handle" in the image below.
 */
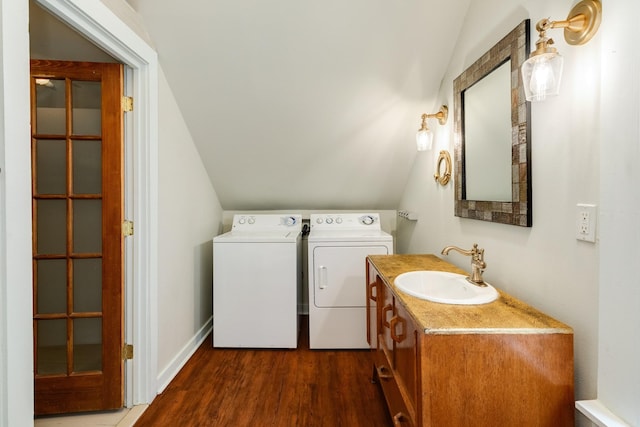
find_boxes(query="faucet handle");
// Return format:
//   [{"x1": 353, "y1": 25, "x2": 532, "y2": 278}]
[{"x1": 472, "y1": 244, "x2": 485, "y2": 263}]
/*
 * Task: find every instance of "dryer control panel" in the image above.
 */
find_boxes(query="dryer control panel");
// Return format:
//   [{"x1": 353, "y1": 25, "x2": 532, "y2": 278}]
[{"x1": 310, "y1": 213, "x2": 381, "y2": 230}]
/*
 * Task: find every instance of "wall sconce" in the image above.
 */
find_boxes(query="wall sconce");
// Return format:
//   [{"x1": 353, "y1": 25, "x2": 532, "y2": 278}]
[
  {"x1": 521, "y1": 0, "x2": 601, "y2": 102},
  {"x1": 416, "y1": 105, "x2": 448, "y2": 151}
]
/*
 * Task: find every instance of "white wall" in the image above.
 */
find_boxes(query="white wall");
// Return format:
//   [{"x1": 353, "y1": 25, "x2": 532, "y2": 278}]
[
  {"x1": 398, "y1": 0, "x2": 603, "y2": 423},
  {"x1": 598, "y1": 1, "x2": 640, "y2": 425},
  {"x1": 0, "y1": 1, "x2": 35, "y2": 425},
  {"x1": 156, "y1": 67, "x2": 223, "y2": 387}
]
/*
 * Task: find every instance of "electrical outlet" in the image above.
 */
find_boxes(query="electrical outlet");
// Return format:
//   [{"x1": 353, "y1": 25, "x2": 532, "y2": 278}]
[{"x1": 576, "y1": 204, "x2": 597, "y2": 243}]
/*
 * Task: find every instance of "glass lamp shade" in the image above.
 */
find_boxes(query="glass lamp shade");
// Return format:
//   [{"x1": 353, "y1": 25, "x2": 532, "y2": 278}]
[
  {"x1": 416, "y1": 129, "x2": 433, "y2": 151},
  {"x1": 521, "y1": 52, "x2": 564, "y2": 102}
]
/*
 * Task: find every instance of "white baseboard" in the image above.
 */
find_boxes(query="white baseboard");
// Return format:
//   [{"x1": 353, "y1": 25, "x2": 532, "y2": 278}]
[
  {"x1": 156, "y1": 316, "x2": 213, "y2": 394},
  {"x1": 576, "y1": 400, "x2": 630, "y2": 427}
]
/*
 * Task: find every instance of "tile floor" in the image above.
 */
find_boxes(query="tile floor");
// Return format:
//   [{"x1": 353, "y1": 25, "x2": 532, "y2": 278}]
[{"x1": 34, "y1": 405, "x2": 147, "y2": 427}]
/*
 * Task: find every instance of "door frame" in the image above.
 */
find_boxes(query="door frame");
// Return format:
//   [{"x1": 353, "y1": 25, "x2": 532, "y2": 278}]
[
  {"x1": 34, "y1": 0, "x2": 159, "y2": 407},
  {"x1": 1, "y1": 1, "x2": 34, "y2": 424}
]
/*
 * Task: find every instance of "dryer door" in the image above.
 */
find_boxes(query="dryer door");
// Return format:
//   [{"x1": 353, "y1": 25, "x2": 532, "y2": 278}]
[{"x1": 312, "y1": 245, "x2": 389, "y2": 308}]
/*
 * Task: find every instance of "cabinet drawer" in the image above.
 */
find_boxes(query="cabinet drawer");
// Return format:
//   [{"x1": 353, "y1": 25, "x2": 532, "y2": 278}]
[{"x1": 373, "y1": 356, "x2": 414, "y2": 427}]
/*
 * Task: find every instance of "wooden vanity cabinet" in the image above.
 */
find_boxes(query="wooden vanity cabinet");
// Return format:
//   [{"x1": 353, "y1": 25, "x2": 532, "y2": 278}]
[{"x1": 367, "y1": 255, "x2": 575, "y2": 427}]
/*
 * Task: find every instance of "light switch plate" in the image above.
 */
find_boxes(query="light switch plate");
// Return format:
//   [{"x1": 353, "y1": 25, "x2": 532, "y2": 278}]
[{"x1": 576, "y1": 203, "x2": 597, "y2": 243}]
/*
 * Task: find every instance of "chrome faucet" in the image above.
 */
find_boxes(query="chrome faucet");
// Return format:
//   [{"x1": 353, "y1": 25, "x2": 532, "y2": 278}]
[{"x1": 441, "y1": 243, "x2": 487, "y2": 287}]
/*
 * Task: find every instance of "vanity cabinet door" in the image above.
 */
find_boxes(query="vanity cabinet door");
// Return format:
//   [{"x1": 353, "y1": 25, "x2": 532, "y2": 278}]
[
  {"x1": 366, "y1": 263, "x2": 379, "y2": 349},
  {"x1": 392, "y1": 300, "x2": 419, "y2": 422},
  {"x1": 380, "y1": 281, "x2": 395, "y2": 368}
]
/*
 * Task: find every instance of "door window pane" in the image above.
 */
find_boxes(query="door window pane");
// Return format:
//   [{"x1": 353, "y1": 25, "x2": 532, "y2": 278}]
[
  {"x1": 73, "y1": 258, "x2": 102, "y2": 313},
  {"x1": 73, "y1": 199, "x2": 102, "y2": 253},
  {"x1": 73, "y1": 318, "x2": 102, "y2": 372},
  {"x1": 72, "y1": 140, "x2": 102, "y2": 194},
  {"x1": 72, "y1": 81, "x2": 101, "y2": 136},
  {"x1": 36, "y1": 139, "x2": 66, "y2": 195},
  {"x1": 35, "y1": 79, "x2": 66, "y2": 135},
  {"x1": 36, "y1": 199, "x2": 67, "y2": 255},
  {"x1": 37, "y1": 319, "x2": 67, "y2": 375},
  {"x1": 37, "y1": 259, "x2": 67, "y2": 314}
]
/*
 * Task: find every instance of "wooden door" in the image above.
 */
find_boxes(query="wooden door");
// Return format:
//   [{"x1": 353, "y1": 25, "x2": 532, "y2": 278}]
[{"x1": 30, "y1": 60, "x2": 125, "y2": 415}]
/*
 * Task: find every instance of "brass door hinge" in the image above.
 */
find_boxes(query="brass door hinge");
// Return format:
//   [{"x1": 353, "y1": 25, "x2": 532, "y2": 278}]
[
  {"x1": 122, "y1": 344, "x2": 134, "y2": 360},
  {"x1": 122, "y1": 220, "x2": 134, "y2": 237},
  {"x1": 122, "y1": 96, "x2": 133, "y2": 112}
]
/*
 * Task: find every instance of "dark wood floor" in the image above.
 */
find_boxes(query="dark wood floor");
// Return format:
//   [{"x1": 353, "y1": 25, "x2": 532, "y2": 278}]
[{"x1": 134, "y1": 316, "x2": 391, "y2": 426}]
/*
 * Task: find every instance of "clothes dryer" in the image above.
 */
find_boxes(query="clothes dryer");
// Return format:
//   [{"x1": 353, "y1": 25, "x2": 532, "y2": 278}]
[
  {"x1": 307, "y1": 213, "x2": 393, "y2": 349},
  {"x1": 213, "y1": 214, "x2": 302, "y2": 348}
]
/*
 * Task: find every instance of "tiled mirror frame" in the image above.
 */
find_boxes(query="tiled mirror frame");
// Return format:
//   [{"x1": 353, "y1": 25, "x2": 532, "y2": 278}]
[{"x1": 453, "y1": 19, "x2": 532, "y2": 227}]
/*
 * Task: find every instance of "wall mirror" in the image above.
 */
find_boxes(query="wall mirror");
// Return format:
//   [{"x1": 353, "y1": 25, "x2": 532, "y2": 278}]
[{"x1": 453, "y1": 20, "x2": 532, "y2": 227}]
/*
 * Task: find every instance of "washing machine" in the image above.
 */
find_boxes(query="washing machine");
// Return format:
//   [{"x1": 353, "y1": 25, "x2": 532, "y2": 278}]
[
  {"x1": 307, "y1": 213, "x2": 393, "y2": 349},
  {"x1": 213, "y1": 214, "x2": 302, "y2": 348}
]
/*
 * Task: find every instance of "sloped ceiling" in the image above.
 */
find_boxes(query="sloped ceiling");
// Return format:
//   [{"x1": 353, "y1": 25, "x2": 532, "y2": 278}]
[{"x1": 35, "y1": 0, "x2": 471, "y2": 211}]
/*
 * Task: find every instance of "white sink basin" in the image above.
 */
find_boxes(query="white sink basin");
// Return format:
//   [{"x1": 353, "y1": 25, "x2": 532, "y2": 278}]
[{"x1": 394, "y1": 271, "x2": 499, "y2": 305}]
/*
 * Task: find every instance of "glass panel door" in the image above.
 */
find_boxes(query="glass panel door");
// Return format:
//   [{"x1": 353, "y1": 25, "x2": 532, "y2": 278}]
[
  {"x1": 31, "y1": 60, "x2": 124, "y2": 415},
  {"x1": 33, "y1": 76, "x2": 104, "y2": 377}
]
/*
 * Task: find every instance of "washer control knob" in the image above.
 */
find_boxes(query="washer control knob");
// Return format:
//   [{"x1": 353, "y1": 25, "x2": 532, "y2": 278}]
[
  {"x1": 361, "y1": 215, "x2": 375, "y2": 225},
  {"x1": 335, "y1": 217, "x2": 343, "y2": 224},
  {"x1": 238, "y1": 217, "x2": 246, "y2": 224},
  {"x1": 326, "y1": 217, "x2": 333, "y2": 224},
  {"x1": 248, "y1": 217, "x2": 255, "y2": 224},
  {"x1": 285, "y1": 216, "x2": 297, "y2": 226},
  {"x1": 316, "y1": 217, "x2": 323, "y2": 224}
]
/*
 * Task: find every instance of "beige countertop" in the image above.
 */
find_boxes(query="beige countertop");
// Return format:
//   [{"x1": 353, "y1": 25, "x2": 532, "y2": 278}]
[{"x1": 367, "y1": 254, "x2": 573, "y2": 335}]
